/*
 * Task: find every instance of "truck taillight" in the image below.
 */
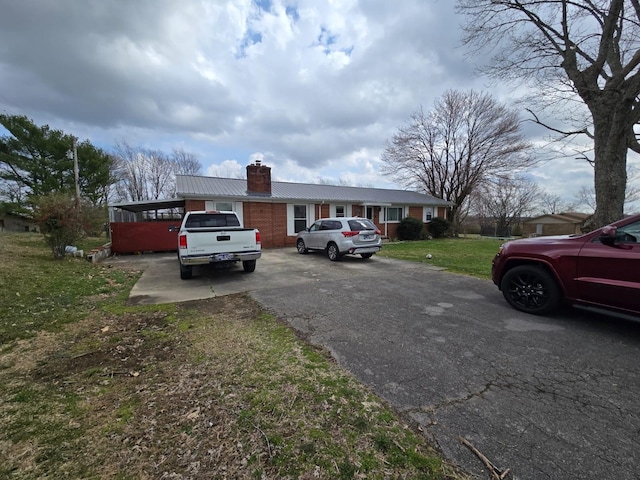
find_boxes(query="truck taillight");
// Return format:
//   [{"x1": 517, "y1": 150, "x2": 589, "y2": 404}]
[
  {"x1": 179, "y1": 234, "x2": 187, "y2": 249},
  {"x1": 255, "y1": 230, "x2": 261, "y2": 245}
]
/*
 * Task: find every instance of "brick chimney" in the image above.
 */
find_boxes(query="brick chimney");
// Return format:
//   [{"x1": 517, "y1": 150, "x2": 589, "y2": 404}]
[{"x1": 246, "y1": 160, "x2": 272, "y2": 195}]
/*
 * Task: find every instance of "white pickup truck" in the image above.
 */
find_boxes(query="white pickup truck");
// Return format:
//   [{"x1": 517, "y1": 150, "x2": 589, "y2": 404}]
[{"x1": 175, "y1": 211, "x2": 261, "y2": 279}]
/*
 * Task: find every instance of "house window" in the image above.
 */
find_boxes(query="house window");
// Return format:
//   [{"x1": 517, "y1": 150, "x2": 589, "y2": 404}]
[
  {"x1": 385, "y1": 207, "x2": 403, "y2": 222},
  {"x1": 205, "y1": 201, "x2": 233, "y2": 211},
  {"x1": 335, "y1": 205, "x2": 345, "y2": 217},
  {"x1": 294, "y1": 204, "x2": 307, "y2": 233},
  {"x1": 424, "y1": 207, "x2": 433, "y2": 222},
  {"x1": 216, "y1": 202, "x2": 233, "y2": 211}
]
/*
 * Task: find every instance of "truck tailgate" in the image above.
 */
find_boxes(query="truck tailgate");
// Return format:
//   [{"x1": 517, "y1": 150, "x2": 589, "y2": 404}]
[{"x1": 183, "y1": 228, "x2": 259, "y2": 256}]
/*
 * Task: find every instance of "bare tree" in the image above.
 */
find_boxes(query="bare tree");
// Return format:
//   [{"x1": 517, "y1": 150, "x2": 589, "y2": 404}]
[
  {"x1": 575, "y1": 185, "x2": 597, "y2": 212},
  {"x1": 111, "y1": 142, "x2": 198, "y2": 202},
  {"x1": 112, "y1": 142, "x2": 149, "y2": 202},
  {"x1": 576, "y1": 165, "x2": 640, "y2": 212},
  {"x1": 473, "y1": 176, "x2": 541, "y2": 235},
  {"x1": 456, "y1": 0, "x2": 640, "y2": 228},
  {"x1": 381, "y1": 90, "x2": 534, "y2": 233},
  {"x1": 538, "y1": 192, "x2": 579, "y2": 215},
  {"x1": 146, "y1": 150, "x2": 175, "y2": 200},
  {"x1": 172, "y1": 147, "x2": 202, "y2": 175}
]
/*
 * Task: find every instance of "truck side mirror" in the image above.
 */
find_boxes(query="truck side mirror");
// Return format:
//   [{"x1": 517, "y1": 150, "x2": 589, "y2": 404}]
[{"x1": 599, "y1": 225, "x2": 617, "y2": 246}]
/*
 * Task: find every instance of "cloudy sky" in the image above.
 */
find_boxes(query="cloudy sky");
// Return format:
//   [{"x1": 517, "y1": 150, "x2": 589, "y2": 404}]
[{"x1": 0, "y1": 0, "x2": 637, "y2": 212}]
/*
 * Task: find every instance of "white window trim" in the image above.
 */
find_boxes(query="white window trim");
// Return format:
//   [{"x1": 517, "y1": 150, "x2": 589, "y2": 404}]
[
  {"x1": 287, "y1": 203, "x2": 315, "y2": 236},
  {"x1": 205, "y1": 199, "x2": 239, "y2": 215},
  {"x1": 330, "y1": 204, "x2": 351, "y2": 217},
  {"x1": 234, "y1": 201, "x2": 244, "y2": 225},
  {"x1": 384, "y1": 206, "x2": 405, "y2": 223},
  {"x1": 423, "y1": 206, "x2": 434, "y2": 223}
]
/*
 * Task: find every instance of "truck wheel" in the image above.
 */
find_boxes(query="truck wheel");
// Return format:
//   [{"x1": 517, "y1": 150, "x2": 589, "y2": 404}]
[
  {"x1": 180, "y1": 263, "x2": 193, "y2": 280},
  {"x1": 296, "y1": 239, "x2": 308, "y2": 254},
  {"x1": 243, "y1": 260, "x2": 256, "y2": 273},
  {"x1": 327, "y1": 243, "x2": 341, "y2": 261},
  {"x1": 501, "y1": 265, "x2": 561, "y2": 315}
]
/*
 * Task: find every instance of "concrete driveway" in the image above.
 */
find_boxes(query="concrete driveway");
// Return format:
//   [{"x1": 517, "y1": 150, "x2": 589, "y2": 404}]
[{"x1": 109, "y1": 249, "x2": 640, "y2": 480}]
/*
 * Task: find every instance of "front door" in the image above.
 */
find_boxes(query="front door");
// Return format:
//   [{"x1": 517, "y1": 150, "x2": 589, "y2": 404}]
[{"x1": 366, "y1": 207, "x2": 374, "y2": 221}]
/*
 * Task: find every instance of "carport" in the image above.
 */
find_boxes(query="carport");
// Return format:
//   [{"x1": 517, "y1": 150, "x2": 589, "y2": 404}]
[{"x1": 109, "y1": 199, "x2": 184, "y2": 254}]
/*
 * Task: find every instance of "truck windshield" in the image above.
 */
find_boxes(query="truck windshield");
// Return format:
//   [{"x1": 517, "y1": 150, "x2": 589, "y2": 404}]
[{"x1": 185, "y1": 214, "x2": 241, "y2": 228}]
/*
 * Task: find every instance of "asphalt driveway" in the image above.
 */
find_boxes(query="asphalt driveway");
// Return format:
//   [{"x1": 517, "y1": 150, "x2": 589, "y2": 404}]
[{"x1": 110, "y1": 249, "x2": 640, "y2": 480}]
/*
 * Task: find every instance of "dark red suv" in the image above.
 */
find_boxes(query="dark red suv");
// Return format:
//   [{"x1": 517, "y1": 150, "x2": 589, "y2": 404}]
[{"x1": 491, "y1": 214, "x2": 640, "y2": 317}]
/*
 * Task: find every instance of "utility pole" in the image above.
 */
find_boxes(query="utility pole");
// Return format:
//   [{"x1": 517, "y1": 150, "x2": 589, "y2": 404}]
[{"x1": 73, "y1": 137, "x2": 81, "y2": 209}]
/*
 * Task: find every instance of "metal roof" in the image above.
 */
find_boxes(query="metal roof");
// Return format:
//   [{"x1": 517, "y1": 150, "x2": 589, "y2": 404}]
[
  {"x1": 109, "y1": 198, "x2": 185, "y2": 213},
  {"x1": 176, "y1": 175, "x2": 452, "y2": 206}
]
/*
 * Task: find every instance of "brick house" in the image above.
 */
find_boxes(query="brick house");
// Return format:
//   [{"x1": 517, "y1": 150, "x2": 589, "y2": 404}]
[
  {"x1": 522, "y1": 212, "x2": 591, "y2": 237},
  {"x1": 109, "y1": 161, "x2": 452, "y2": 253}
]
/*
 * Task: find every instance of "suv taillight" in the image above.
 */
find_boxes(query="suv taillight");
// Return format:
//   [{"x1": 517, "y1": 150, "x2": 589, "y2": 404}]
[
  {"x1": 179, "y1": 234, "x2": 187, "y2": 249},
  {"x1": 342, "y1": 231, "x2": 359, "y2": 237}
]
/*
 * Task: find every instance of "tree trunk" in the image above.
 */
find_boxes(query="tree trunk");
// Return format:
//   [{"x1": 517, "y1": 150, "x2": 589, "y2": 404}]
[{"x1": 589, "y1": 93, "x2": 629, "y2": 228}]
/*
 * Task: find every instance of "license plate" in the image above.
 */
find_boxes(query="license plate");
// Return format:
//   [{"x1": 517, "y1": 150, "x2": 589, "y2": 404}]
[
  {"x1": 214, "y1": 253, "x2": 233, "y2": 261},
  {"x1": 361, "y1": 234, "x2": 373, "y2": 240}
]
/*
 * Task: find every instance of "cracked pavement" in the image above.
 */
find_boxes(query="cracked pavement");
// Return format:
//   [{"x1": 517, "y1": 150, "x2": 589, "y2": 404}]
[
  {"x1": 248, "y1": 250, "x2": 640, "y2": 480},
  {"x1": 122, "y1": 248, "x2": 640, "y2": 479}
]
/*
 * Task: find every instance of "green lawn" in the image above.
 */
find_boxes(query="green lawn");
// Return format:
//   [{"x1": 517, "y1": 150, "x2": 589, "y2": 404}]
[
  {"x1": 378, "y1": 236, "x2": 505, "y2": 279},
  {"x1": 0, "y1": 231, "x2": 470, "y2": 480}
]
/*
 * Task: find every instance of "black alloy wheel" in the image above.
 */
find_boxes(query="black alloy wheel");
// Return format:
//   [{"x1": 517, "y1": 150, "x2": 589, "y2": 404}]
[{"x1": 501, "y1": 265, "x2": 561, "y2": 315}]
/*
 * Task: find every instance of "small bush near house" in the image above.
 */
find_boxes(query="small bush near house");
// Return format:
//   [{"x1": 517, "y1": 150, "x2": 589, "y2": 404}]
[
  {"x1": 33, "y1": 193, "x2": 104, "y2": 259},
  {"x1": 511, "y1": 223, "x2": 523, "y2": 237},
  {"x1": 428, "y1": 217, "x2": 450, "y2": 238},
  {"x1": 397, "y1": 216, "x2": 425, "y2": 240}
]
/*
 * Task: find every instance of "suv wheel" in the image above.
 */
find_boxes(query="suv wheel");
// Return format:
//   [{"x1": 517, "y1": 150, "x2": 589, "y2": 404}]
[
  {"x1": 327, "y1": 242, "x2": 341, "y2": 261},
  {"x1": 296, "y1": 239, "x2": 308, "y2": 254},
  {"x1": 501, "y1": 265, "x2": 561, "y2": 315}
]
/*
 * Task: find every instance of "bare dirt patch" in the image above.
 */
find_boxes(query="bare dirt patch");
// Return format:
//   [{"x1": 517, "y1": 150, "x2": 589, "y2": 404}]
[{"x1": 2, "y1": 292, "x2": 467, "y2": 479}]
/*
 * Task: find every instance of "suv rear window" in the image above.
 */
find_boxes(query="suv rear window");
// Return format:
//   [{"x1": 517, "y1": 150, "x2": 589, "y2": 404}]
[
  {"x1": 348, "y1": 219, "x2": 376, "y2": 231},
  {"x1": 185, "y1": 214, "x2": 241, "y2": 228}
]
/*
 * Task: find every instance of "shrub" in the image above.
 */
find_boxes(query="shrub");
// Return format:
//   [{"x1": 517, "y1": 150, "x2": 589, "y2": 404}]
[
  {"x1": 511, "y1": 223, "x2": 522, "y2": 237},
  {"x1": 33, "y1": 193, "x2": 104, "y2": 259},
  {"x1": 396, "y1": 216, "x2": 425, "y2": 241},
  {"x1": 427, "y1": 217, "x2": 450, "y2": 238}
]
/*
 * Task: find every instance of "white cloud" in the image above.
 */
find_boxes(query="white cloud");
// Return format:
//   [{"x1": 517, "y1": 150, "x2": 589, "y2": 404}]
[
  {"x1": 0, "y1": 0, "x2": 616, "y2": 211},
  {"x1": 205, "y1": 159, "x2": 245, "y2": 179}
]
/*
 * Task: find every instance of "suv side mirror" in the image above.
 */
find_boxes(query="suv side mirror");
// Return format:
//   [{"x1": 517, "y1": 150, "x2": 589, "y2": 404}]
[{"x1": 599, "y1": 225, "x2": 617, "y2": 246}]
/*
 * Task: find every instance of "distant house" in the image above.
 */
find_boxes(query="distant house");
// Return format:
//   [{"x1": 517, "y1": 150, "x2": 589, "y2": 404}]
[
  {"x1": 522, "y1": 212, "x2": 591, "y2": 237},
  {"x1": 0, "y1": 212, "x2": 38, "y2": 233},
  {"x1": 109, "y1": 162, "x2": 452, "y2": 253}
]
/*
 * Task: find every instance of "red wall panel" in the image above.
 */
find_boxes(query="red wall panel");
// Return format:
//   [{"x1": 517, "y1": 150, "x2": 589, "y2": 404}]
[{"x1": 110, "y1": 221, "x2": 179, "y2": 254}]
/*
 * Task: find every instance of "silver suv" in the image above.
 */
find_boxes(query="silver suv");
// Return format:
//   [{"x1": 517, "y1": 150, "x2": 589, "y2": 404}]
[{"x1": 296, "y1": 217, "x2": 382, "y2": 261}]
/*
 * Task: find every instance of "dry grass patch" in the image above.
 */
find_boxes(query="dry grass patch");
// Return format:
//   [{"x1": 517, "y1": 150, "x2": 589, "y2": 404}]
[{"x1": 1, "y1": 232, "x2": 470, "y2": 479}]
